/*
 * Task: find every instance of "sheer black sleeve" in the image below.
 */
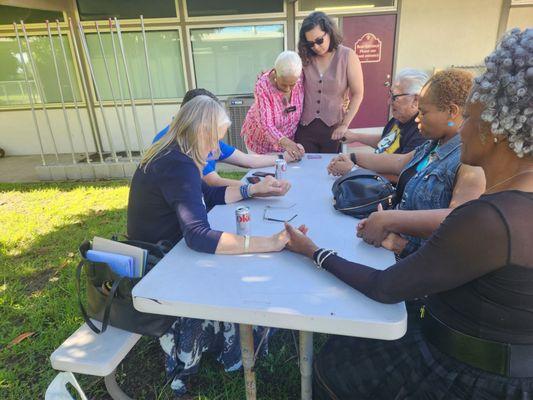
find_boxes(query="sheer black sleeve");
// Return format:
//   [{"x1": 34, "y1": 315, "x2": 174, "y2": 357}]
[{"x1": 322, "y1": 200, "x2": 510, "y2": 304}]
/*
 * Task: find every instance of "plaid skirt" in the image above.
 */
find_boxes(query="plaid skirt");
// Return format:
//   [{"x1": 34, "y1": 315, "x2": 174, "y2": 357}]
[{"x1": 314, "y1": 326, "x2": 533, "y2": 400}]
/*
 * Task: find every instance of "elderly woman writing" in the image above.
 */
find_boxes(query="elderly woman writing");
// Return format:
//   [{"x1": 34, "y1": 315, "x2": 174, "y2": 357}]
[
  {"x1": 128, "y1": 96, "x2": 291, "y2": 396},
  {"x1": 286, "y1": 28, "x2": 533, "y2": 400},
  {"x1": 242, "y1": 50, "x2": 306, "y2": 160}
]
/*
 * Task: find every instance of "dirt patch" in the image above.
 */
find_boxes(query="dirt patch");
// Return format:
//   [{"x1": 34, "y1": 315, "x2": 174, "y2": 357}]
[{"x1": 21, "y1": 268, "x2": 56, "y2": 295}]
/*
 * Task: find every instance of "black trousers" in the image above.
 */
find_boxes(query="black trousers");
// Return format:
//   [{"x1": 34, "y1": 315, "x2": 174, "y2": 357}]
[{"x1": 295, "y1": 118, "x2": 341, "y2": 154}]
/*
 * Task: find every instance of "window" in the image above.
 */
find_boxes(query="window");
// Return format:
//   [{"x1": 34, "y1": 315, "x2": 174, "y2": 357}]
[
  {"x1": 298, "y1": 0, "x2": 395, "y2": 13},
  {"x1": 85, "y1": 30, "x2": 186, "y2": 101},
  {"x1": 190, "y1": 24, "x2": 284, "y2": 96},
  {"x1": 0, "y1": 5, "x2": 64, "y2": 25},
  {"x1": 186, "y1": 0, "x2": 284, "y2": 18},
  {"x1": 0, "y1": 35, "x2": 80, "y2": 107},
  {"x1": 76, "y1": 0, "x2": 177, "y2": 21}
]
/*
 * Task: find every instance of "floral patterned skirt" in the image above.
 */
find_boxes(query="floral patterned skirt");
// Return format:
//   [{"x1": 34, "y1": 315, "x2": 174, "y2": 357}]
[{"x1": 159, "y1": 317, "x2": 273, "y2": 397}]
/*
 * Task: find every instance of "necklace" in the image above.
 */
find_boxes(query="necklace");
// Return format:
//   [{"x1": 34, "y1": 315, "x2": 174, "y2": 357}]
[{"x1": 485, "y1": 169, "x2": 533, "y2": 193}]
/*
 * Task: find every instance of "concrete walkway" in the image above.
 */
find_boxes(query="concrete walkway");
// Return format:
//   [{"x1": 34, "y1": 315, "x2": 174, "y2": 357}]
[{"x1": 0, "y1": 154, "x2": 247, "y2": 183}]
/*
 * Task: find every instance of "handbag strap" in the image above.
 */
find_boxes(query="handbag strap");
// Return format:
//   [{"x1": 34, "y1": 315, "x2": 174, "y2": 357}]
[{"x1": 76, "y1": 260, "x2": 122, "y2": 334}]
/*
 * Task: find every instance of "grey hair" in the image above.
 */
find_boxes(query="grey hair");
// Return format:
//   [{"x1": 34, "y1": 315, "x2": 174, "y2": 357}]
[
  {"x1": 394, "y1": 68, "x2": 429, "y2": 94},
  {"x1": 274, "y1": 50, "x2": 303, "y2": 77},
  {"x1": 470, "y1": 28, "x2": 533, "y2": 157}
]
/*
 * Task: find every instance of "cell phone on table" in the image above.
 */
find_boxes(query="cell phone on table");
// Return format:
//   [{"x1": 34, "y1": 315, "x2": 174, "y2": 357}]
[
  {"x1": 246, "y1": 176, "x2": 261, "y2": 184},
  {"x1": 252, "y1": 171, "x2": 275, "y2": 178}
]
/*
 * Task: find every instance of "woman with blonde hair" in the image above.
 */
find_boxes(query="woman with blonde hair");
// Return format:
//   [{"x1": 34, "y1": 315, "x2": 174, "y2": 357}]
[{"x1": 127, "y1": 95, "x2": 292, "y2": 396}]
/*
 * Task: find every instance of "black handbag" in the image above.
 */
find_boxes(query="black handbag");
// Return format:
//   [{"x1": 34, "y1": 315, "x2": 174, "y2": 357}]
[
  {"x1": 76, "y1": 239, "x2": 175, "y2": 337},
  {"x1": 332, "y1": 168, "x2": 396, "y2": 218}
]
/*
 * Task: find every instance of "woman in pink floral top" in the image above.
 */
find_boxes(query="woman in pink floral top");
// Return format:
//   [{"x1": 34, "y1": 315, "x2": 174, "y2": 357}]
[{"x1": 242, "y1": 51, "x2": 306, "y2": 159}]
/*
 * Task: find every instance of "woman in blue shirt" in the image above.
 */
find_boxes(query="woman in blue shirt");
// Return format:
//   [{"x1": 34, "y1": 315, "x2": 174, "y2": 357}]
[
  {"x1": 328, "y1": 69, "x2": 486, "y2": 257},
  {"x1": 128, "y1": 95, "x2": 293, "y2": 396},
  {"x1": 153, "y1": 88, "x2": 302, "y2": 187}
]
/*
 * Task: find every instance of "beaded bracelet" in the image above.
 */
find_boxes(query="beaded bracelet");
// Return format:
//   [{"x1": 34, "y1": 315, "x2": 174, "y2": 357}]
[
  {"x1": 312, "y1": 248, "x2": 337, "y2": 269},
  {"x1": 240, "y1": 184, "x2": 252, "y2": 200}
]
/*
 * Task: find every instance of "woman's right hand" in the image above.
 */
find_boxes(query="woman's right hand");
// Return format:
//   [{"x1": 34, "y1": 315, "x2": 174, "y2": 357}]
[
  {"x1": 284, "y1": 223, "x2": 318, "y2": 258},
  {"x1": 279, "y1": 137, "x2": 305, "y2": 160},
  {"x1": 250, "y1": 175, "x2": 291, "y2": 197}
]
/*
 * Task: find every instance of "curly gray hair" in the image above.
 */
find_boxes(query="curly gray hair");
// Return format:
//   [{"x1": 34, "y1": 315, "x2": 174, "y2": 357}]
[{"x1": 470, "y1": 28, "x2": 533, "y2": 157}]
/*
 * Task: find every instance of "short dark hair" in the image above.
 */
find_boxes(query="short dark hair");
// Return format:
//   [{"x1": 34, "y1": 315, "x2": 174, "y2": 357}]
[
  {"x1": 182, "y1": 88, "x2": 219, "y2": 105},
  {"x1": 298, "y1": 12, "x2": 343, "y2": 65}
]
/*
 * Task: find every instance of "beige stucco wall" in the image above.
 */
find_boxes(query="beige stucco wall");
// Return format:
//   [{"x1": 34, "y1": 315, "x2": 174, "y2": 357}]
[
  {"x1": 507, "y1": 6, "x2": 533, "y2": 30},
  {"x1": 395, "y1": 0, "x2": 503, "y2": 74}
]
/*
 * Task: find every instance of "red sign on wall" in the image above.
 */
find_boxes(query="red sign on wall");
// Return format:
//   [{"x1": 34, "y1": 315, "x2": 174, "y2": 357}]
[{"x1": 354, "y1": 33, "x2": 382, "y2": 63}]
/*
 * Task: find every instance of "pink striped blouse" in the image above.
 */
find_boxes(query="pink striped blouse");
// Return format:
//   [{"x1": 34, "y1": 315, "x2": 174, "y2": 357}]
[{"x1": 242, "y1": 70, "x2": 304, "y2": 154}]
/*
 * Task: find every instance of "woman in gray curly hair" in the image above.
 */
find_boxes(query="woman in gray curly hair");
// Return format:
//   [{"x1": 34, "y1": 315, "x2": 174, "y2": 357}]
[{"x1": 284, "y1": 28, "x2": 533, "y2": 399}]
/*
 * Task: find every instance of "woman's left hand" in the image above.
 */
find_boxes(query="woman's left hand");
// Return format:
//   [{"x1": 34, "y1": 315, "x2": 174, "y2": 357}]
[
  {"x1": 356, "y1": 205, "x2": 390, "y2": 247},
  {"x1": 250, "y1": 175, "x2": 291, "y2": 197},
  {"x1": 331, "y1": 124, "x2": 349, "y2": 141},
  {"x1": 284, "y1": 223, "x2": 318, "y2": 258}
]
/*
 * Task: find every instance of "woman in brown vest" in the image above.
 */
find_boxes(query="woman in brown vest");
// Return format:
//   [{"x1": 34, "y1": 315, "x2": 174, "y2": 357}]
[{"x1": 295, "y1": 11, "x2": 364, "y2": 153}]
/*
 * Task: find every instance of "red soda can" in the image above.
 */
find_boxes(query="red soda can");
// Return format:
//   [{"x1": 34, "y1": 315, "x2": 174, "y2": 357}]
[
  {"x1": 235, "y1": 206, "x2": 251, "y2": 235},
  {"x1": 275, "y1": 159, "x2": 287, "y2": 180}
]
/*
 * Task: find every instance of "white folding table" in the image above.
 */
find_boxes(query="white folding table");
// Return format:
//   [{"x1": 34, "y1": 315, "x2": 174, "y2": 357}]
[{"x1": 132, "y1": 154, "x2": 406, "y2": 400}]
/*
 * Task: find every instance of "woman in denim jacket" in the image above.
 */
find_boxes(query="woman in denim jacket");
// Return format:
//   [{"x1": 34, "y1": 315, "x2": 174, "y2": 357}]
[{"x1": 328, "y1": 69, "x2": 486, "y2": 257}]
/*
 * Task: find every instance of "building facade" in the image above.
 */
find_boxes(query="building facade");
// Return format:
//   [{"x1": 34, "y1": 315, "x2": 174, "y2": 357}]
[{"x1": 0, "y1": 0, "x2": 531, "y2": 159}]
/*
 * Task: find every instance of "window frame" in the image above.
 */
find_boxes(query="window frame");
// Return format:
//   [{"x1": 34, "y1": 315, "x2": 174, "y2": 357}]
[
  {"x1": 79, "y1": 21, "x2": 189, "y2": 106},
  {"x1": 183, "y1": 0, "x2": 287, "y2": 22},
  {"x1": 294, "y1": 0, "x2": 397, "y2": 17},
  {"x1": 186, "y1": 20, "x2": 288, "y2": 99},
  {"x1": 0, "y1": 23, "x2": 86, "y2": 111}
]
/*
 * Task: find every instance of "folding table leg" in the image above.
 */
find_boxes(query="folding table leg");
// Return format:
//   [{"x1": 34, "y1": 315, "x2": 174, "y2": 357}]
[
  {"x1": 239, "y1": 324, "x2": 257, "y2": 400},
  {"x1": 300, "y1": 331, "x2": 314, "y2": 400},
  {"x1": 104, "y1": 368, "x2": 133, "y2": 400}
]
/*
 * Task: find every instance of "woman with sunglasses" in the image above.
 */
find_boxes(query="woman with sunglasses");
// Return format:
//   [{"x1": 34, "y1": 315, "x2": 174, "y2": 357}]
[
  {"x1": 295, "y1": 11, "x2": 364, "y2": 153},
  {"x1": 285, "y1": 29, "x2": 533, "y2": 400},
  {"x1": 242, "y1": 50, "x2": 306, "y2": 160}
]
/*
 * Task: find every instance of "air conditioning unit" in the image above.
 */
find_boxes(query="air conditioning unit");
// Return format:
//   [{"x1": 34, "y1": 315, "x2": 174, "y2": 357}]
[{"x1": 226, "y1": 95, "x2": 255, "y2": 153}]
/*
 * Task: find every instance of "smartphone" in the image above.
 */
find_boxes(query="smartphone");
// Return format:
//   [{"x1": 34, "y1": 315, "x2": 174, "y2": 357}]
[
  {"x1": 246, "y1": 176, "x2": 261, "y2": 184},
  {"x1": 252, "y1": 171, "x2": 275, "y2": 178}
]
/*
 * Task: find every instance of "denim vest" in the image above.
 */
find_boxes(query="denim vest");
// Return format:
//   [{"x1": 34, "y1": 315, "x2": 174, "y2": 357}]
[{"x1": 398, "y1": 134, "x2": 462, "y2": 257}]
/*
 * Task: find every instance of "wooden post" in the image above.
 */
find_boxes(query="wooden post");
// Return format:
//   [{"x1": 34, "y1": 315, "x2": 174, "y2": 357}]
[
  {"x1": 300, "y1": 331, "x2": 314, "y2": 400},
  {"x1": 239, "y1": 324, "x2": 257, "y2": 400}
]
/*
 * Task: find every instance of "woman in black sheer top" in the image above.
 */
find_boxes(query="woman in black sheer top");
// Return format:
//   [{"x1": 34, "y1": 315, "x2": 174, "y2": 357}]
[{"x1": 285, "y1": 28, "x2": 533, "y2": 399}]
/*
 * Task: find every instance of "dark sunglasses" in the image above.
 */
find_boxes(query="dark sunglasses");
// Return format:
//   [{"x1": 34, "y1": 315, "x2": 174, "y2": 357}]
[{"x1": 305, "y1": 32, "x2": 327, "y2": 48}]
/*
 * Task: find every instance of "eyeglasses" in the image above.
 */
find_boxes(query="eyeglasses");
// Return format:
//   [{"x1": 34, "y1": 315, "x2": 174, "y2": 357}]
[
  {"x1": 305, "y1": 32, "x2": 327, "y2": 48},
  {"x1": 263, "y1": 203, "x2": 297, "y2": 223},
  {"x1": 389, "y1": 91, "x2": 413, "y2": 102}
]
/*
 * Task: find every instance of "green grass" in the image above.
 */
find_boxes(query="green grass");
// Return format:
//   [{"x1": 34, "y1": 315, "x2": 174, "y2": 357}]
[{"x1": 0, "y1": 173, "x2": 325, "y2": 399}]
